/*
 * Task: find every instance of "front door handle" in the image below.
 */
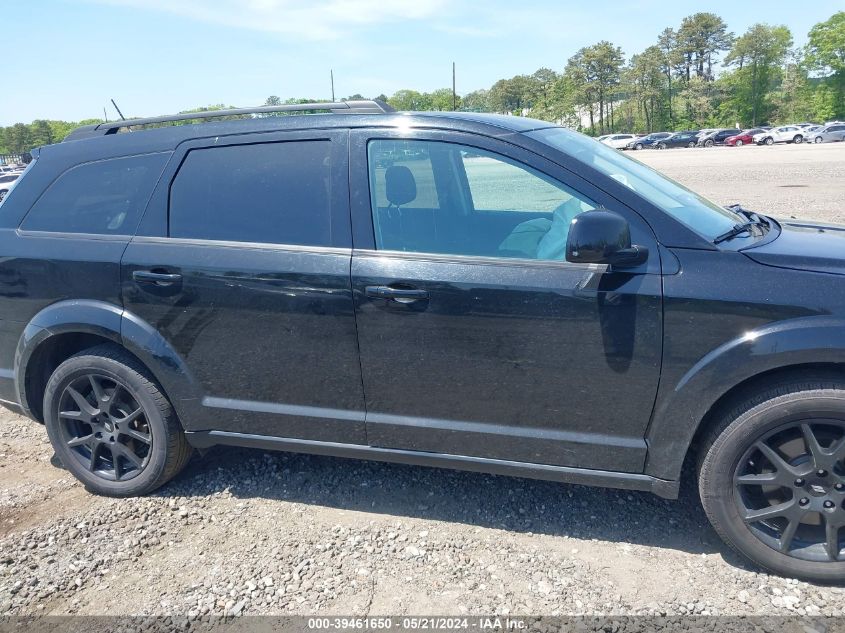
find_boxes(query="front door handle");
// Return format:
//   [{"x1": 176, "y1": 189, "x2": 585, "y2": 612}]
[
  {"x1": 365, "y1": 285, "x2": 429, "y2": 304},
  {"x1": 132, "y1": 270, "x2": 182, "y2": 286}
]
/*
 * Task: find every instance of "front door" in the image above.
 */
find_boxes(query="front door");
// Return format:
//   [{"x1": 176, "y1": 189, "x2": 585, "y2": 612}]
[
  {"x1": 350, "y1": 130, "x2": 662, "y2": 472},
  {"x1": 122, "y1": 130, "x2": 366, "y2": 443}
]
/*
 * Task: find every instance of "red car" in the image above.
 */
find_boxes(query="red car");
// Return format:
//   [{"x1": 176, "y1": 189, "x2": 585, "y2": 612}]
[{"x1": 725, "y1": 128, "x2": 767, "y2": 146}]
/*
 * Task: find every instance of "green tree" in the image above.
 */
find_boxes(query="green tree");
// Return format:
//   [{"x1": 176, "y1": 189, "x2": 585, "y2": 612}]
[
  {"x1": 29, "y1": 120, "x2": 54, "y2": 148},
  {"x1": 676, "y1": 13, "x2": 734, "y2": 81},
  {"x1": 805, "y1": 11, "x2": 845, "y2": 117},
  {"x1": 388, "y1": 89, "x2": 430, "y2": 110},
  {"x1": 461, "y1": 89, "x2": 491, "y2": 112},
  {"x1": 5, "y1": 123, "x2": 32, "y2": 154},
  {"x1": 565, "y1": 42, "x2": 624, "y2": 133},
  {"x1": 723, "y1": 24, "x2": 793, "y2": 125},
  {"x1": 627, "y1": 46, "x2": 667, "y2": 131}
]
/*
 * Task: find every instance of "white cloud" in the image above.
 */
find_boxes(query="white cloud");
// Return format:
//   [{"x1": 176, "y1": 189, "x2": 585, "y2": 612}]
[{"x1": 86, "y1": 0, "x2": 449, "y2": 40}]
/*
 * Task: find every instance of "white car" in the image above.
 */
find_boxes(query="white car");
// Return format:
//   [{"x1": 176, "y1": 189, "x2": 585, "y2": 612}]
[
  {"x1": 753, "y1": 126, "x2": 806, "y2": 145},
  {"x1": 0, "y1": 173, "x2": 20, "y2": 202},
  {"x1": 601, "y1": 134, "x2": 638, "y2": 149}
]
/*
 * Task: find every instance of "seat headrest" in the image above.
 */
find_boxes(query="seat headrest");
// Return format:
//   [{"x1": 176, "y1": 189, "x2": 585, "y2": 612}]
[{"x1": 385, "y1": 165, "x2": 417, "y2": 206}]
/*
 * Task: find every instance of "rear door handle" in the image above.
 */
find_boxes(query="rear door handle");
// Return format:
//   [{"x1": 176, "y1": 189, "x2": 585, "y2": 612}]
[
  {"x1": 365, "y1": 285, "x2": 429, "y2": 303},
  {"x1": 132, "y1": 270, "x2": 182, "y2": 286}
]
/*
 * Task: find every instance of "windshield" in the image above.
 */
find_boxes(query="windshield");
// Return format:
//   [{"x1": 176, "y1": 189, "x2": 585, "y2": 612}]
[{"x1": 526, "y1": 127, "x2": 743, "y2": 240}]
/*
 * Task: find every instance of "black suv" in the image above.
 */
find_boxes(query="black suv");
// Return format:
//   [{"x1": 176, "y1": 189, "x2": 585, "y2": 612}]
[{"x1": 1, "y1": 101, "x2": 843, "y2": 582}]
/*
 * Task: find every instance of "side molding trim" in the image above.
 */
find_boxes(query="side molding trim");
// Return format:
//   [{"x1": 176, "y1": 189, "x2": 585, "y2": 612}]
[{"x1": 185, "y1": 430, "x2": 680, "y2": 499}]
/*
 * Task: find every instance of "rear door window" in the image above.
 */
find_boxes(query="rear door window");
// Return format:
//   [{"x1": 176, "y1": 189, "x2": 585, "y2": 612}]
[
  {"x1": 20, "y1": 153, "x2": 168, "y2": 235},
  {"x1": 169, "y1": 140, "x2": 332, "y2": 246}
]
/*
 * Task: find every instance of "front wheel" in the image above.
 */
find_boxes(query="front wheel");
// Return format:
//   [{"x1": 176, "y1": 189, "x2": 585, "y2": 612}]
[
  {"x1": 814, "y1": 136, "x2": 823, "y2": 144},
  {"x1": 699, "y1": 379, "x2": 845, "y2": 582},
  {"x1": 634, "y1": 143, "x2": 643, "y2": 150},
  {"x1": 765, "y1": 137, "x2": 775, "y2": 145},
  {"x1": 793, "y1": 135, "x2": 804, "y2": 144},
  {"x1": 704, "y1": 139, "x2": 714, "y2": 147},
  {"x1": 735, "y1": 139, "x2": 744, "y2": 147},
  {"x1": 657, "y1": 143, "x2": 666, "y2": 150},
  {"x1": 687, "y1": 141, "x2": 695, "y2": 148},
  {"x1": 44, "y1": 344, "x2": 193, "y2": 496}
]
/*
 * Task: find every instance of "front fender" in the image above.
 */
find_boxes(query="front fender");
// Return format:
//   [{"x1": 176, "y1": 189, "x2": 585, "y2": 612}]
[
  {"x1": 15, "y1": 300, "x2": 202, "y2": 425},
  {"x1": 645, "y1": 315, "x2": 845, "y2": 480}
]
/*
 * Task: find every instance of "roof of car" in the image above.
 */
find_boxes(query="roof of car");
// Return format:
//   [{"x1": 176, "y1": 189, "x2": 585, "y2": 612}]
[{"x1": 46, "y1": 104, "x2": 557, "y2": 164}]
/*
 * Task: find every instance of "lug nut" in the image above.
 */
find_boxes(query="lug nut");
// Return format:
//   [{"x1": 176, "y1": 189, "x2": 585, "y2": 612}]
[
  {"x1": 794, "y1": 478, "x2": 805, "y2": 487},
  {"x1": 799, "y1": 497, "x2": 810, "y2": 506},
  {"x1": 823, "y1": 500, "x2": 835, "y2": 509}
]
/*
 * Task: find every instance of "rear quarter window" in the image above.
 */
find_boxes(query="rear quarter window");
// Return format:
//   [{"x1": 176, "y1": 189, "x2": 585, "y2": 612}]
[{"x1": 20, "y1": 153, "x2": 168, "y2": 235}]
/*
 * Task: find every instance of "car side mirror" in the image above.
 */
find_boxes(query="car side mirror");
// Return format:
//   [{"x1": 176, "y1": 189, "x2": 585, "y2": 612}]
[{"x1": 566, "y1": 210, "x2": 648, "y2": 268}]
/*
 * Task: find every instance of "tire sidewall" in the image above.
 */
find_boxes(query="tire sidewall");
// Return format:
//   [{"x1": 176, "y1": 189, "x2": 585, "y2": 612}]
[
  {"x1": 44, "y1": 356, "x2": 170, "y2": 496},
  {"x1": 701, "y1": 392, "x2": 845, "y2": 582}
]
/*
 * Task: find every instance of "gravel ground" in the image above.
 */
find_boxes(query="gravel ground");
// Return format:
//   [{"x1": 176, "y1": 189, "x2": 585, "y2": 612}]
[{"x1": 2, "y1": 142, "x2": 845, "y2": 619}]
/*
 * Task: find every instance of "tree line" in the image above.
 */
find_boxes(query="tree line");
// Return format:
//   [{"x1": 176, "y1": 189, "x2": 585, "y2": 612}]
[{"x1": 1, "y1": 11, "x2": 843, "y2": 155}]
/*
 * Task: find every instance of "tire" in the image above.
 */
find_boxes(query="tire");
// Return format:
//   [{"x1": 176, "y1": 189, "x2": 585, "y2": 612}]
[
  {"x1": 765, "y1": 137, "x2": 774, "y2": 146},
  {"x1": 698, "y1": 378, "x2": 845, "y2": 582},
  {"x1": 814, "y1": 136, "x2": 823, "y2": 144},
  {"x1": 704, "y1": 139, "x2": 714, "y2": 147},
  {"x1": 793, "y1": 135, "x2": 803, "y2": 144},
  {"x1": 44, "y1": 344, "x2": 193, "y2": 496},
  {"x1": 736, "y1": 139, "x2": 744, "y2": 147},
  {"x1": 687, "y1": 141, "x2": 695, "y2": 148},
  {"x1": 657, "y1": 143, "x2": 666, "y2": 150},
  {"x1": 634, "y1": 143, "x2": 643, "y2": 150}
]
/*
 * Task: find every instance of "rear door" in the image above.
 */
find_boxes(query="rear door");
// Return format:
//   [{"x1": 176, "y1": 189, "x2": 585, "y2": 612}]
[
  {"x1": 122, "y1": 129, "x2": 367, "y2": 443},
  {"x1": 349, "y1": 129, "x2": 663, "y2": 472}
]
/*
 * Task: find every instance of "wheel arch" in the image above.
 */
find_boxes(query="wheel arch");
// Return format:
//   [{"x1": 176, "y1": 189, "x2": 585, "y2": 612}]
[
  {"x1": 645, "y1": 317, "x2": 845, "y2": 482},
  {"x1": 16, "y1": 300, "x2": 201, "y2": 425}
]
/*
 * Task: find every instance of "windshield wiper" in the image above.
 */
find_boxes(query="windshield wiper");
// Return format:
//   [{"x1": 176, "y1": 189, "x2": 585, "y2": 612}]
[{"x1": 714, "y1": 204, "x2": 771, "y2": 244}]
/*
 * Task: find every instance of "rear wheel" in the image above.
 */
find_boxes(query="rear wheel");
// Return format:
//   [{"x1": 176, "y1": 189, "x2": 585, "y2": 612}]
[
  {"x1": 657, "y1": 142, "x2": 666, "y2": 150},
  {"x1": 793, "y1": 135, "x2": 803, "y2": 144},
  {"x1": 44, "y1": 344, "x2": 193, "y2": 496},
  {"x1": 735, "y1": 139, "x2": 744, "y2": 147},
  {"x1": 687, "y1": 141, "x2": 695, "y2": 148},
  {"x1": 699, "y1": 380, "x2": 845, "y2": 582},
  {"x1": 704, "y1": 139, "x2": 714, "y2": 147}
]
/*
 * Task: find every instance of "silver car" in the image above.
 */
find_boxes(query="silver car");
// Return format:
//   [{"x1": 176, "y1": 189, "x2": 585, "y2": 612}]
[
  {"x1": 807, "y1": 123, "x2": 845, "y2": 144},
  {"x1": 0, "y1": 173, "x2": 20, "y2": 202}
]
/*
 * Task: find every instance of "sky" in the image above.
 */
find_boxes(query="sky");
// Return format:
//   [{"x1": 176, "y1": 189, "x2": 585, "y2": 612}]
[{"x1": 3, "y1": 0, "x2": 841, "y2": 125}]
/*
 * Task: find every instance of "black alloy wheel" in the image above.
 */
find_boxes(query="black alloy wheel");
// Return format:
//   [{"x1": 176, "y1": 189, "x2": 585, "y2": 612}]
[
  {"x1": 44, "y1": 344, "x2": 193, "y2": 496},
  {"x1": 56, "y1": 373, "x2": 152, "y2": 481},
  {"x1": 733, "y1": 419, "x2": 844, "y2": 562},
  {"x1": 700, "y1": 380, "x2": 845, "y2": 582}
]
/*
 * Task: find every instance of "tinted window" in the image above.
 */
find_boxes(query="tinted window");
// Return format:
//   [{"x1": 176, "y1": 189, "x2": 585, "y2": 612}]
[
  {"x1": 169, "y1": 141, "x2": 332, "y2": 246},
  {"x1": 367, "y1": 139, "x2": 597, "y2": 261},
  {"x1": 21, "y1": 153, "x2": 167, "y2": 235}
]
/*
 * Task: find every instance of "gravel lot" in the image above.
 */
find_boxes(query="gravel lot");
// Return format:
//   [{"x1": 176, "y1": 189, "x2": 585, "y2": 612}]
[{"x1": 2, "y1": 142, "x2": 845, "y2": 619}]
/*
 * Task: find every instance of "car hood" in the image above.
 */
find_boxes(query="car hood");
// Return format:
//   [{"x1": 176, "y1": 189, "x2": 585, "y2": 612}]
[{"x1": 744, "y1": 218, "x2": 845, "y2": 276}]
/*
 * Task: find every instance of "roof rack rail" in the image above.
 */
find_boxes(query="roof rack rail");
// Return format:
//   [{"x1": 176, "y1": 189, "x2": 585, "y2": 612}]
[{"x1": 64, "y1": 99, "x2": 395, "y2": 142}]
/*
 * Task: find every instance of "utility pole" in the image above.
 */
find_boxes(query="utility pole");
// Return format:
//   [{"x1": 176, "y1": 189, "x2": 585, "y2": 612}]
[
  {"x1": 330, "y1": 70, "x2": 335, "y2": 102},
  {"x1": 452, "y1": 62, "x2": 456, "y2": 111},
  {"x1": 103, "y1": 107, "x2": 109, "y2": 123}
]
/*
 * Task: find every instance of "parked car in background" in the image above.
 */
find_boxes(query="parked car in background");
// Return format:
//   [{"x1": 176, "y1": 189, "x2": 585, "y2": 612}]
[
  {"x1": 0, "y1": 174, "x2": 20, "y2": 201},
  {"x1": 754, "y1": 126, "x2": 806, "y2": 145},
  {"x1": 601, "y1": 134, "x2": 638, "y2": 149},
  {"x1": 625, "y1": 132, "x2": 671, "y2": 150},
  {"x1": 654, "y1": 131, "x2": 699, "y2": 149},
  {"x1": 807, "y1": 123, "x2": 845, "y2": 144},
  {"x1": 596, "y1": 135, "x2": 611, "y2": 142},
  {"x1": 725, "y1": 128, "x2": 768, "y2": 146},
  {"x1": 698, "y1": 128, "x2": 742, "y2": 147}
]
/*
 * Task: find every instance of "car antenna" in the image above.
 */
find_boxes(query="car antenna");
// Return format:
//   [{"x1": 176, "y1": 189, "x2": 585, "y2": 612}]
[{"x1": 110, "y1": 98, "x2": 127, "y2": 121}]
